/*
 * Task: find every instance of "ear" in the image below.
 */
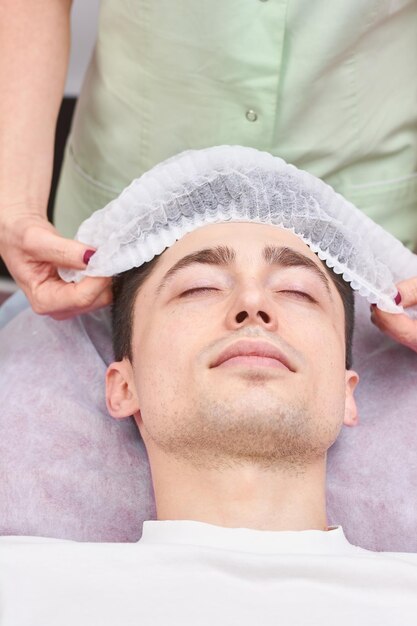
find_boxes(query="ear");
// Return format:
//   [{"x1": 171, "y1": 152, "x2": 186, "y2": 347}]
[
  {"x1": 343, "y1": 369, "x2": 360, "y2": 427},
  {"x1": 105, "y1": 359, "x2": 140, "y2": 420}
]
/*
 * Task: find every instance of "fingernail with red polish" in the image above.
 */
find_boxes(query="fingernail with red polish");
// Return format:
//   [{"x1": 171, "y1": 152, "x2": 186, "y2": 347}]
[
  {"x1": 370, "y1": 303, "x2": 376, "y2": 309},
  {"x1": 83, "y1": 249, "x2": 95, "y2": 265},
  {"x1": 394, "y1": 291, "x2": 402, "y2": 305}
]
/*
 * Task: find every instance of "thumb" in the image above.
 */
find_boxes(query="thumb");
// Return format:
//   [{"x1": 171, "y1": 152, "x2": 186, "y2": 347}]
[
  {"x1": 371, "y1": 277, "x2": 417, "y2": 353},
  {"x1": 395, "y1": 278, "x2": 417, "y2": 309},
  {"x1": 29, "y1": 228, "x2": 96, "y2": 270}
]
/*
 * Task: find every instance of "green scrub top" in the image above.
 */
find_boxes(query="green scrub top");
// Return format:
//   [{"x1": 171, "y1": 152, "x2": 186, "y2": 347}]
[{"x1": 54, "y1": 0, "x2": 417, "y2": 249}]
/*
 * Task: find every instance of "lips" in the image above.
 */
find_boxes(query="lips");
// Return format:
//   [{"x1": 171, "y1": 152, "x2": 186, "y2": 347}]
[{"x1": 210, "y1": 339, "x2": 294, "y2": 371}]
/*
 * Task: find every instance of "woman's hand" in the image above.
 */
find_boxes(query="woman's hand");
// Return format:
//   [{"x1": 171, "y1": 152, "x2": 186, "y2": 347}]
[
  {"x1": 0, "y1": 212, "x2": 112, "y2": 320},
  {"x1": 370, "y1": 279, "x2": 417, "y2": 353}
]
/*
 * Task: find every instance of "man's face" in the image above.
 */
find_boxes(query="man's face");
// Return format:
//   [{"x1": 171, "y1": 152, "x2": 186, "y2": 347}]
[{"x1": 107, "y1": 222, "x2": 359, "y2": 471}]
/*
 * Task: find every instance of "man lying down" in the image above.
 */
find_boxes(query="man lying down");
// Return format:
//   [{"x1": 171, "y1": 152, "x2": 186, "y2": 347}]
[{"x1": 1, "y1": 146, "x2": 416, "y2": 625}]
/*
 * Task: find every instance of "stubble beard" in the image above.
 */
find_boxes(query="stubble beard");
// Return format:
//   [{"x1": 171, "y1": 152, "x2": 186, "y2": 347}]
[{"x1": 147, "y1": 385, "x2": 341, "y2": 475}]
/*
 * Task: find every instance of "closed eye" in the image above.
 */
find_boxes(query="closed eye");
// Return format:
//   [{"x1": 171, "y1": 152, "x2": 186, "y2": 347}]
[
  {"x1": 281, "y1": 290, "x2": 315, "y2": 302},
  {"x1": 180, "y1": 287, "x2": 218, "y2": 297}
]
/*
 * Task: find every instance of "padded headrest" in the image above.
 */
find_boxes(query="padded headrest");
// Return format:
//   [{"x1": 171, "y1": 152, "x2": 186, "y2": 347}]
[{"x1": 1, "y1": 273, "x2": 417, "y2": 551}]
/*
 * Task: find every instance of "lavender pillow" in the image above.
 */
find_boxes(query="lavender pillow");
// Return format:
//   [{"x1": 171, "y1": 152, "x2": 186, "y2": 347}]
[{"x1": 1, "y1": 286, "x2": 417, "y2": 552}]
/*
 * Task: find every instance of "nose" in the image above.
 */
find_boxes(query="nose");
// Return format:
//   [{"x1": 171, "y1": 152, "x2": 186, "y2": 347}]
[{"x1": 225, "y1": 284, "x2": 278, "y2": 332}]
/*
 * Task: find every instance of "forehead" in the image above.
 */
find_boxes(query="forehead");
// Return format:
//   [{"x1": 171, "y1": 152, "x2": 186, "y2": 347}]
[{"x1": 156, "y1": 221, "x2": 321, "y2": 268}]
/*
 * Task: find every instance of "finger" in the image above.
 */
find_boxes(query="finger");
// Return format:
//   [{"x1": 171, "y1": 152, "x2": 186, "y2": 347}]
[
  {"x1": 370, "y1": 309, "x2": 417, "y2": 351},
  {"x1": 26, "y1": 227, "x2": 96, "y2": 270},
  {"x1": 32, "y1": 276, "x2": 112, "y2": 316},
  {"x1": 50, "y1": 285, "x2": 113, "y2": 320},
  {"x1": 394, "y1": 279, "x2": 417, "y2": 309}
]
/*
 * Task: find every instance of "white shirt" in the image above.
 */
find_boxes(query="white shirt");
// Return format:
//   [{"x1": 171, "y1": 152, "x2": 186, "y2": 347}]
[{"x1": 1, "y1": 520, "x2": 416, "y2": 625}]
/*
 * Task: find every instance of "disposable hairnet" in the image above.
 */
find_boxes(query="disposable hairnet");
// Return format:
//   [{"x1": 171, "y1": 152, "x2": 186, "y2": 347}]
[{"x1": 59, "y1": 145, "x2": 413, "y2": 314}]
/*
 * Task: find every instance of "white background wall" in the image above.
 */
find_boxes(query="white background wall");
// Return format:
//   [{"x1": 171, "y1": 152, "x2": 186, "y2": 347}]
[{"x1": 64, "y1": 0, "x2": 100, "y2": 97}]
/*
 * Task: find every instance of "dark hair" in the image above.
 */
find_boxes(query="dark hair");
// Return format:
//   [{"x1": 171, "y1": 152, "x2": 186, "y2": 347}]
[{"x1": 111, "y1": 253, "x2": 355, "y2": 369}]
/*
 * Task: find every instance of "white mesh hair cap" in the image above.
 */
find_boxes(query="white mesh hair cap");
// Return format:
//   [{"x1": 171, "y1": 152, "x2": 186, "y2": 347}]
[{"x1": 59, "y1": 145, "x2": 415, "y2": 314}]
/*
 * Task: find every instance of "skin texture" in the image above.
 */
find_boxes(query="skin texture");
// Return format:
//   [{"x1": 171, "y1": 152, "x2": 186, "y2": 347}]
[{"x1": 106, "y1": 222, "x2": 359, "y2": 532}]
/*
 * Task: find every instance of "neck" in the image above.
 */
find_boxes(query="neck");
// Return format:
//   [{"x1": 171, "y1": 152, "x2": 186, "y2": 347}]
[{"x1": 146, "y1": 447, "x2": 329, "y2": 532}]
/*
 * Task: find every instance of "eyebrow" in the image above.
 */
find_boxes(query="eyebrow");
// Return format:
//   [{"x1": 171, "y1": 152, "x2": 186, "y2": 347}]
[{"x1": 155, "y1": 244, "x2": 333, "y2": 298}]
